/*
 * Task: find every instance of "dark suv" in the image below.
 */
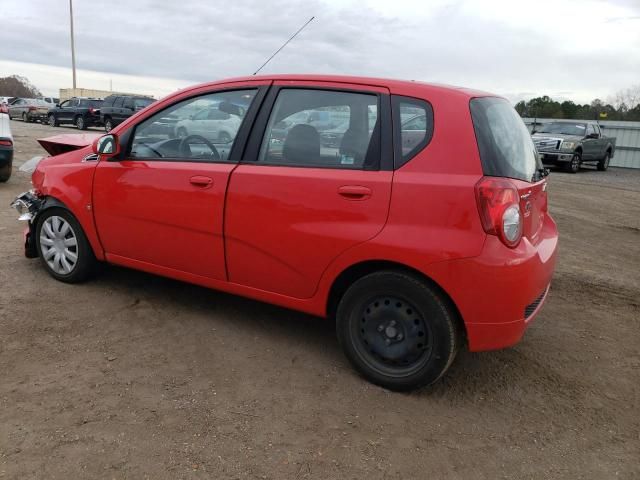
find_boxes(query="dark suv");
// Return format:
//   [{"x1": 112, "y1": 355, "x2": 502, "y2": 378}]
[
  {"x1": 48, "y1": 98, "x2": 104, "y2": 130},
  {"x1": 100, "y1": 95, "x2": 155, "y2": 132}
]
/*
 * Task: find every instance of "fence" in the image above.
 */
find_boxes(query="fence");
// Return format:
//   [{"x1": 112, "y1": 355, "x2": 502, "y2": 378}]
[{"x1": 522, "y1": 118, "x2": 640, "y2": 169}]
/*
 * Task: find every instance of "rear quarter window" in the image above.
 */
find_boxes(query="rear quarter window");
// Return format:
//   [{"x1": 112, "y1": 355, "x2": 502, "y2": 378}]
[
  {"x1": 470, "y1": 97, "x2": 541, "y2": 182},
  {"x1": 392, "y1": 95, "x2": 433, "y2": 169}
]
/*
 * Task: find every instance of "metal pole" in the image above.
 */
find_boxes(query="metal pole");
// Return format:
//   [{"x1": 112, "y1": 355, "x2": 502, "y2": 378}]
[{"x1": 69, "y1": 0, "x2": 77, "y2": 89}]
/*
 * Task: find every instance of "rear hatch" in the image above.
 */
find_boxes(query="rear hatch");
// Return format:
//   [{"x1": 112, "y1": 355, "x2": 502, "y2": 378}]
[{"x1": 470, "y1": 97, "x2": 548, "y2": 244}]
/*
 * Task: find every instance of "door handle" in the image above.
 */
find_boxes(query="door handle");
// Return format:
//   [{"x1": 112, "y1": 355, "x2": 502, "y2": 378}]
[
  {"x1": 337, "y1": 185, "x2": 372, "y2": 200},
  {"x1": 189, "y1": 175, "x2": 213, "y2": 187}
]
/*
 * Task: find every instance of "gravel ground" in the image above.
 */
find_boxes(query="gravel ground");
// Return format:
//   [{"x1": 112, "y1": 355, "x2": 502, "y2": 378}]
[{"x1": 1, "y1": 118, "x2": 639, "y2": 479}]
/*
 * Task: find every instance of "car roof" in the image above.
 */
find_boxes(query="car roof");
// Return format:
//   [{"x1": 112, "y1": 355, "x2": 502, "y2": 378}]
[{"x1": 179, "y1": 74, "x2": 498, "y2": 100}]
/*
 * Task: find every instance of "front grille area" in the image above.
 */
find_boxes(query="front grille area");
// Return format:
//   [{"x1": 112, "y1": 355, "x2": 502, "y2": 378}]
[
  {"x1": 524, "y1": 287, "x2": 548, "y2": 319},
  {"x1": 533, "y1": 138, "x2": 561, "y2": 151}
]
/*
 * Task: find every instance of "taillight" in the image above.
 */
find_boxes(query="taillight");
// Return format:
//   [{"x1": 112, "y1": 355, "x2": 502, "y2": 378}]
[
  {"x1": 28, "y1": 106, "x2": 37, "y2": 111},
  {"x1": 0, "y1": 139, "x2": 13, "y2": 147},
  {"x1": 89, "y1": 108, "x2": 97, "y2": 114},
  {"x1": 475, "y1": 177, "x2": 523, "y2": 248}
]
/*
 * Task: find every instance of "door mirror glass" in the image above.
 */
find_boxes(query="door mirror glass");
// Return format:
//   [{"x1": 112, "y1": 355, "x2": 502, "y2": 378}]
[{"x1": 93, "y1": 134, "x2": 121, "y2": 157}]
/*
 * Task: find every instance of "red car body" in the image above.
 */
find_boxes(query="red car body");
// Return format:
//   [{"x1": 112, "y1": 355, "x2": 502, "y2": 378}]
[{"x1": 16, "y1": 75, "x2": 558, "y2": 386}]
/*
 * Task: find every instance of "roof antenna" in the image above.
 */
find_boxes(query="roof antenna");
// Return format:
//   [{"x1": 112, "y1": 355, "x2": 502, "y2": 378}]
[{"x1": 253, "y1": 16, "x2": 315, "y2": 75}]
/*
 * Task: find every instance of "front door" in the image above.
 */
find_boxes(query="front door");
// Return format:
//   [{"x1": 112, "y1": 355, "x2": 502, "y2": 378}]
[
  {"x1": 225, "y1": 84, "x2": 393, "y2": 299},
  {"x1": 92, "y1": 86, "x2": 264, "y2": 280}
]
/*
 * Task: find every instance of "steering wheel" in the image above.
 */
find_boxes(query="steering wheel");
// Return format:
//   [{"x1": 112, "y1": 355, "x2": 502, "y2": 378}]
[{"x1": 178, "y1": 134, "x2": 220, "y2": 160}]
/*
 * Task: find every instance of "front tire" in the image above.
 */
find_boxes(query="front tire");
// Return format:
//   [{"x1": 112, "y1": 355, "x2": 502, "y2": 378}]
[
  {"x1": 104, "y1": 118, "x2": 113, "y2": 133},
  {"x1": 565, "y1": 152, "x2": 581, "y2": 173},
  {"x1": 22, "y1": 112, "x2": 29, "y2": 122},
  {"x1": 597, "y1": 152, "x2": 610, "y2": 171},
  {"x1": 336, "y1": 271, "x2": 460, "y2": 391},
  {"x1": 35, "y1": 208, "x2": 97, "y2": 283},
  {"x1": 48, "y1": 114, "x2": 59, "y2": 127},
  {"x1": 75, "y1": 115, "x2": 86, "y2": 130}
]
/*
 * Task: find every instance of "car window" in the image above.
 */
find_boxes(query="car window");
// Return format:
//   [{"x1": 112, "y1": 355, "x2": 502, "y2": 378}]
[
  {"x1": 129, "y1": 89, "x2": 257, "y2": 162},
  {"x1": 113, "y1": 97, "x2": 124, "y2": 108},
  {"x1": 134, "y1": 98, "x2": 154, "y2": 109},
  {"x1": 258, "y1": 89, "x2": 380, "y2": 169},
  {"x1": 393, "y1": 96, "x2": 434, "y2": 168},
  {"x1": 208, "y1": 109, "x2": 231, "y2": 120},
  {"x1": 123, "y1": 98, "x2": 134, "y2": 109},
  {"x1": 586, "y1": 124, "x2": 595, "y2": 136}
]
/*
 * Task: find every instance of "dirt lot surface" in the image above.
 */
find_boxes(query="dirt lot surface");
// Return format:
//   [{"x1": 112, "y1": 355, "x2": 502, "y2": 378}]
[{"x1": 1, "y1": 118, "x2": 639, "y2": 479}]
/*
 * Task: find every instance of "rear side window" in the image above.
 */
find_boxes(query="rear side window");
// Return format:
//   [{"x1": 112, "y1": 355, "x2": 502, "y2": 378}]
[
  {"x1": 392, "y1": 96, "x2": 433, "y2": 168},
  {"x1": 103, "y1": 96, "x2": 115, "y2": 106},
  {"x1": 470, "y1": 97, "x2": 542, "y2": 182},
  {"x1": 134, "y1": 98, "x2": 154, "y2": 109},
  {"x1": 258, "y1": 89, "x2": 380, "y2": 170}
]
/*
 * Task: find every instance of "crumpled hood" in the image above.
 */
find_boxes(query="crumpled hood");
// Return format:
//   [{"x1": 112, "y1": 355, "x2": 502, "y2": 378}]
[{"x1": 38, "y1": 133, "x2": 101, "y2": 156}]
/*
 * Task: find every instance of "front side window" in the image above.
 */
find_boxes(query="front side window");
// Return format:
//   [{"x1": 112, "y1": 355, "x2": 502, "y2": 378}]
[
  {"x1": 259, "y1": 89, "x2": 380, "y2": 169},
  {"x1": 129, "y1": 89, "x2": 257, "y2": 162},
  {"x1": 114, "y1": 97, "x2": 124, "y2": 108}
]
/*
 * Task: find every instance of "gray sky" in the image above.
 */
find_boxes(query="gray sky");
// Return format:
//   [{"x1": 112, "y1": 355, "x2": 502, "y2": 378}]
[{"x1": 1, "y1": 0, "x2": 639, "y2": 103}]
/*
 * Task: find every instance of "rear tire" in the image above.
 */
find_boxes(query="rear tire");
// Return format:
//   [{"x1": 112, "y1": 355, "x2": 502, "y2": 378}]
[
  {"x1": 336, "y1": 271, "x2": 460, "y2": 391},
  {"x1": 0, "y1": 163, "x2": 11, "y2": 183},
  {"x1": 35, "y1": 208, "x2": 97, "y2": 283},
  {"x1": 565, "y1": 152, "x2": 581, "y2": 173},
  {"x1": 48, "y1": 114, "x2": 59, "y2": 127},
  {"x1": 75, "y1": 115, "x2": 86, "y2": 130},
  {"x1": 597, "y1": 152, "x2": 610, "y2": 171},
  {"x1": 22, "y1": 112, "x2": 29, "y2": 123}
]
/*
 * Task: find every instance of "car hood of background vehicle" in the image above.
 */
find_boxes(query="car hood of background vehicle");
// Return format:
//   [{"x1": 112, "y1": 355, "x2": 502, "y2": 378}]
[
  {"x1": 38, "y1": 133, "x2": 102, "y2": 156},
  {"x1": 532, "y1": 133, "x2": 583, "y2": 142}
]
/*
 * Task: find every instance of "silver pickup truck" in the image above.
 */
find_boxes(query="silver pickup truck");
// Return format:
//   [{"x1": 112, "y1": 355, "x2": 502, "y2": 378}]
[{"x1": 532, "y1": 121, "x2": 616, "y2": 173}]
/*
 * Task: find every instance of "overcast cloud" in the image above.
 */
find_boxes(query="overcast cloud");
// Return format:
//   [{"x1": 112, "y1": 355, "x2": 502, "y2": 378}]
[{"x1": 1, "y1": 0, "x2": 639, "y2": 103}]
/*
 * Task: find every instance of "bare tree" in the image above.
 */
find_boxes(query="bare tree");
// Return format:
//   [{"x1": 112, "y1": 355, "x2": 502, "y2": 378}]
[{"x1": 0, "y1": 75, "x2": 42, "y2": 98}]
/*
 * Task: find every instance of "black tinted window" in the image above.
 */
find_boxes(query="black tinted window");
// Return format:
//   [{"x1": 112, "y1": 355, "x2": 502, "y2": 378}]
[
  {"x1": 393, "y1": 96, "x2": 433, "y2": 168},
  {"x1": 471, "y1": 97, "x2": 542, "y2": 182},
  {"x1": 88, "y1": 100, "x2": 103, "y2": 108},
  {"x1": 114, "y1": 97, "x2": 124, "y2": 107},
  {"x1": 103, "y1": 96, "x2": 116, "y2": 106},
  {"x1": 259, "y1": 89, "x2": 380, "y2": 169},
  {"x1": 134, "y1": 98, "x2": 154, "y2": 109}
]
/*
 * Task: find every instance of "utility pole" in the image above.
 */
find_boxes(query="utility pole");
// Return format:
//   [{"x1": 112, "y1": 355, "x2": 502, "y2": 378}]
[{"x1": 69, "y1": 0, "x2": 77, "y2": 89}]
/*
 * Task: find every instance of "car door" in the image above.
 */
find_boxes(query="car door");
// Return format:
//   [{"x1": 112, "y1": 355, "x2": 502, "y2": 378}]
[
  {"x1": 9, "y1": 99, "x2": 24, "y2": 118},
  {"x1": 59, "y1": 99, "x2": 77, "y2": 123},
  {"x1": 92, "y1": 84, "x2": 268, "y2": 280},
  {"x1": 121, "y1": 97, "x2": 134, "y2": 123},
  {"x1": 582, "y1": 124, "x2": 598, "y2": 159},
  {"x1": 225, "y1": 82, "x2": 393, "y2": 299}
]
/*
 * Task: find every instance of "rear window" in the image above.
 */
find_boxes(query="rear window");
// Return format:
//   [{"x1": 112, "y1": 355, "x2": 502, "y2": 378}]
[
  {"x1": 470, "y1": 97, "x2": 541, "y2": 182},
  {"x1": 134, "y1": 98, "x2": 154, "y2": 108}
]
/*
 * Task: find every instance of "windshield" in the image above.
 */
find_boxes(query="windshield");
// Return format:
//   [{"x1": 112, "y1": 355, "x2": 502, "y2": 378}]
[
  {"x1": 537, "y1": 122, "x2": 586, "y2": 136},
  {"x1": 470, "y1": 97, "x2": 542, "y2": 183}
]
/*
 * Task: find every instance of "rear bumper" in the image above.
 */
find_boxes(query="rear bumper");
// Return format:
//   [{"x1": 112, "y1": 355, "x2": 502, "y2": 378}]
[{"x1": 426, "y1": 215, "x2": 559, "y2": 351}]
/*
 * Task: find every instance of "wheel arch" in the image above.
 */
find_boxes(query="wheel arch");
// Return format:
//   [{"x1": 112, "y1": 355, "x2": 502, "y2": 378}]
[{"x1": 326, "y1": 260, "x2": 466, "y2": 339}]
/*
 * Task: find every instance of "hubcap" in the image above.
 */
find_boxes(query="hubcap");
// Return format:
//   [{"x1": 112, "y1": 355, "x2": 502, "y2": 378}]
[
  {"x1": 353, "y1": 296, "x2": 432, "y2": 376},
  {"x1": 40, "y1": 216, "x2": 79, "y2": 275}
]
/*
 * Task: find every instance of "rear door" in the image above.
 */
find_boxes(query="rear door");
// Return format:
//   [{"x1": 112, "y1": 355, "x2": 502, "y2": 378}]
[
  {"x1": 92, "y1": 83, "x2": 268, "y2": 279},
  {"x1": 225, "y1": 82, "x2": 393, "y2": 299}
]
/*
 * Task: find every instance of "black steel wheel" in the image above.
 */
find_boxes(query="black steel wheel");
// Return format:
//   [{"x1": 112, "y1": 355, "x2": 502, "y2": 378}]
[{"x1": 336, "y1": 271, "x2": 460, "y2": 391}]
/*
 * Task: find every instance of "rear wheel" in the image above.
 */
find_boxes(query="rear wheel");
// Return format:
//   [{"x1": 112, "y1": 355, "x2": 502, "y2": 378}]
[
  {"x1": 0, "y1": 163, "x2": 11, "y2": 183},
  {"x1": 597, "y1": 152, "x2": 610, "y2": 171},
  {"x1": 48, "y1": 114, "x2": 59, "y2": 127},
  {"x1": 75, "y1": 115, "x2": 86, "y2": 130},
  {"x1": 336, "y1": 271, "x2": 460, "y2": 391},
  {"x1": 565, "y1": 152, "x2": 581, "y2": 173},
  {"x1": 35, "y1": 208, "x2": 97, "y2": 283}
]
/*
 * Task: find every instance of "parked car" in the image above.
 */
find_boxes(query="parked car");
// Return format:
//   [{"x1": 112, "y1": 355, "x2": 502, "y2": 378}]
[
  {"x1": 0, "y1": 96, "x2": 16, "y2": 105},
  {"x1": 8, "y1": 98, "x2": 50, "y2": 122},
  {"x1": 10, "y1": 75, "x2": 558, "y2": 391},
  {"x1": 38, "y1": 96, "x2": 60, "y2": 106},
  {"x1": 47, "y1": 98, "x2": 104, "y2": 130},
  {"x1": 101, "y1": 95, "x2": 155, "y2": 132},
  {"x1": 532, "y1": 121, "x2": 616, "y2": 173},
  {"x1": 173, "y1": 104, "x2": 242, "y2": 143},
  {"x1": 0, "y1": 108, "x2": 13, "y2": 182}
]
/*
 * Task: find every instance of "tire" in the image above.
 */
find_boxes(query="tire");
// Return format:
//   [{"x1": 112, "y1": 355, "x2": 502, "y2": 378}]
[
  {"x1": 0, "y1": 163, "x2": 11, "y2": 183},
  {"x1": 22, "y1": 112, "x2": 29, "y2": 122},
  {"x1": 104, "y1": 118, "x2": 113, "y2": 133},
  {"x1": 336, "y1": 271, "x2": 460, "y2": 391},
  {"x1": 597, "y1": 152, "x2": 610, "y2": 171},
  {"x1": 565, "y1": 152, "x2": 581, "y2": 173},
  {"x1": 35, "y1": 208, "x2": 97, "y2": 283},
  {"x1": 48, "y1": 114, "x2": 59, "y2": 127},
  {"x1": 75, "y1": 115, "x2": 86, "y2": 130},
  {"x1": 218, "y1": 131, "x2": 232, "y2": 143}
]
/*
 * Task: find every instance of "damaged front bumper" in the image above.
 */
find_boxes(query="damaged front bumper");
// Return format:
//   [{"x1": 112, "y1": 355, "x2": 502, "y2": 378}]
[{"x1": 10, "y1": 190, "x2": 43, "y2": 258}]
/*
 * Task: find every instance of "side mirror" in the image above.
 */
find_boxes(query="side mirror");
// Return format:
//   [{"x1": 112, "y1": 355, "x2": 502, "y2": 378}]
[
  {"x1": 92, "y1": 134, "x2": 121, "y2": 158},
  {"x1": 55, "y1": 103, "x2": 60, "y2": 107},
  {"x1": 531, "y1": 130, "x2": 537, "y2": 134},
  {"x1": 587, "y1": 132, "x2": 599, "y2": 139}
]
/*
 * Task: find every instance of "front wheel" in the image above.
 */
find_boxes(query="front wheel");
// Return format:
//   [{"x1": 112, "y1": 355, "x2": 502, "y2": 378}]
[
  {"x1": 104, "y1": 118, "x2": 113, "y2": 133},
  {"x1": 336, "y1": 271, "x2": 460, "y2": 391},
  {"x1": 75, "y1": 116, "x2": 86, "y2": 130},
  {"x1": 565, "y1": 152, "x2": 581, "y2": 173},
  {"x1": 35, "y1": 208, "x2": 97, "y2": 283},
  {"x1": 48, "y1": 114, "x2": 59, "y2": 127},
  {"x1": 597, "y1": 152, "x2": 610, "y2": 171},
  {"x1": 22, "y1": 112, "x2": 29, "y2": 122}
]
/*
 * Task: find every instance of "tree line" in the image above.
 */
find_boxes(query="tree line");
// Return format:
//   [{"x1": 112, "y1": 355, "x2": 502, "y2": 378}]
[
  {"x1": 515, "y1": 85, "x2": 640, "y2": 122},
  {"x1": 0, "y1": 75, "x2": 42, "y2": 99}
]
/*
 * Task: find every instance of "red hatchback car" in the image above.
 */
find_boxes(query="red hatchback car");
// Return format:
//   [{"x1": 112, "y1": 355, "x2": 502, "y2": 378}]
[{"x1": 12, "y1": 75, "x2": 558, "y2": 390}]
